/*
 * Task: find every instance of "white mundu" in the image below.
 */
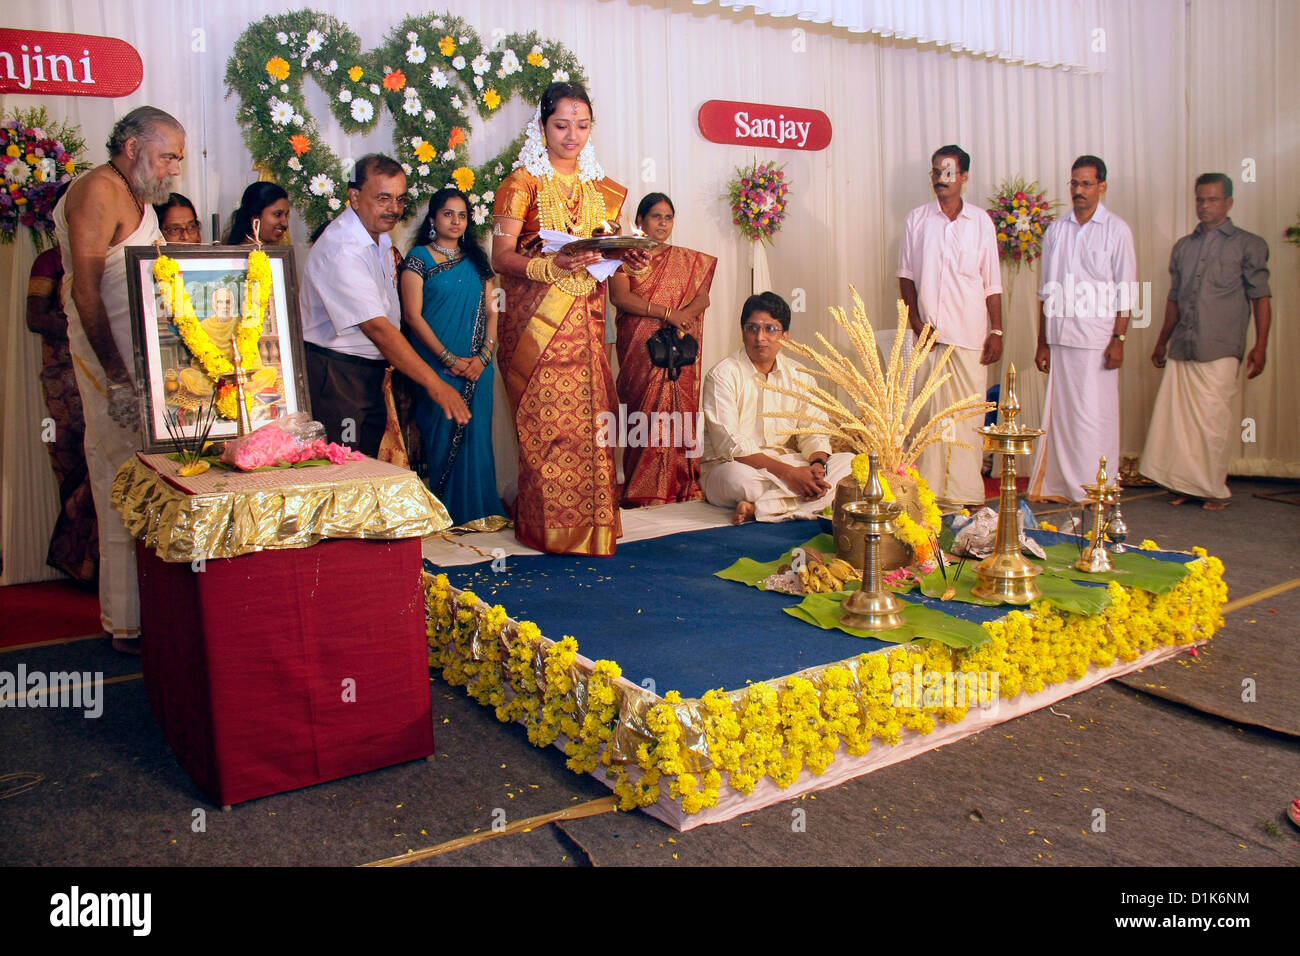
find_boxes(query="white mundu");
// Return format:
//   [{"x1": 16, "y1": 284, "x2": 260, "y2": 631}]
[
  {"x1": 700, "y1": 348, "x2": 851, "y2": 521},
  {"x1": 1029, "y1": 204, "x2": 1136, "y2": 502},
  {"x1": 53, "y1": 196, "x2": 161, "y2": 641},
  {"x1": 1141, "y1": 356, "x2": 1238, "y2": 500}
]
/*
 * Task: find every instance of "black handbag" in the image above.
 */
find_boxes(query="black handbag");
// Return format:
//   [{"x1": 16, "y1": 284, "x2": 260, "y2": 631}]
[{"x1": 646, "y1": 325, "x2": 699, "y2": 381}]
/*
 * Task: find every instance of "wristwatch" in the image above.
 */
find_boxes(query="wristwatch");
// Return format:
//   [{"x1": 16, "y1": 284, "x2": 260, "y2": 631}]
[
  {"x1": 988, "y1": 328, "x2": 1004, "y2": 337},
  {"x1": 810, "y1": 457, "x2": 829, "y2": 468},
  {"x1": 1112, "y1": 333, "x2": 1126, "y2": 342}
]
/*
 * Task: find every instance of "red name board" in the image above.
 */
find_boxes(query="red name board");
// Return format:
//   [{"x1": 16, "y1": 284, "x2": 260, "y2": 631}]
[
  {"x1": 0, "y1": 29, "x2": 143, "y2": 97},
  {"x1": 697, "y1": 100, "x2": 832, "y2": 151}
]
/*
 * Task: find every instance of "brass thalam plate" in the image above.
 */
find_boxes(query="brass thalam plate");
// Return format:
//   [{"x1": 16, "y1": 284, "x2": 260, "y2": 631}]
[{"x1": 560, "y1": 236, "x2": 660, "y2": 256}]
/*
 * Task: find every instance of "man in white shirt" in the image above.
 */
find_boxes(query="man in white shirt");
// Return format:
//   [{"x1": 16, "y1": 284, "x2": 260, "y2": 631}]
[
  {"x1": 301, "y1": 154, "x2": 468, "y2": 457},
  {"x1": 1028, "y1": 155, "x2": 1137, "y2": 503},
  {"x1": 898, "y1": 144, "x2": 1003, "y2": 507},
  {"x1": 701, "y1": 292, "x2": 853, "y2": 523}
]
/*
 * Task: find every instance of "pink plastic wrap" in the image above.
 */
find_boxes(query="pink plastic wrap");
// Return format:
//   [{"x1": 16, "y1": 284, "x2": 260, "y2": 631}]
[{"x1": 219, "y1": 414, "x2": 364, "y2": 471}]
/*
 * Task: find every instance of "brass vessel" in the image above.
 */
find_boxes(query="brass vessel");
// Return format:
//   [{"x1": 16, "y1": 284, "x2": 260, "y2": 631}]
[
  {"x1": 839, "y1": 454, "x2": 907, "y2": 631},
  {"x1": 833, "y1": 476, "x2": 910, "y2": 571},
  {"x1": 971, "y1": 365, "x2": 1045, "y2": 605}
]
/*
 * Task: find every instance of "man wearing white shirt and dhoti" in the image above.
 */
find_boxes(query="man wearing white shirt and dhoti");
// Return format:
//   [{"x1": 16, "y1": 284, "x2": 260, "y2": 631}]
[
  {"x1": 1029, "y1": 155, "x2": 1137, "y2": 503},
  {"x1": 701, "y1": 292, "x2": 853, "y2": 524},
  {"x1": 898, "y1": 145, "x2": 1004, "y2": 507},
  {"x1": 52, "y1": 107, "x2": 184, "y2": 654},
  {"x1": 1141, "y1": 173, "x2": 1271, "y2": 510}
]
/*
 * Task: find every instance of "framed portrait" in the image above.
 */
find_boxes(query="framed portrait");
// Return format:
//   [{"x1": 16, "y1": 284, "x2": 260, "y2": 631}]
[{"x1": 124, "y1": 244, "x2": 310, "y2": 454}]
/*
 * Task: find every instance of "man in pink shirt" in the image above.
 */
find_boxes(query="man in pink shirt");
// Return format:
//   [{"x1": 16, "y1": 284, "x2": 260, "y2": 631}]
[{"x1": 898, "y1": 145, "x2": 1003, "y2": 506}]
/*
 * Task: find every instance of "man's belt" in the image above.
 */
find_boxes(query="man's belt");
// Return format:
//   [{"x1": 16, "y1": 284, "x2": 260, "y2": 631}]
[{"x1": 304, "y1": 341, "x2": 388, "y2": 368}]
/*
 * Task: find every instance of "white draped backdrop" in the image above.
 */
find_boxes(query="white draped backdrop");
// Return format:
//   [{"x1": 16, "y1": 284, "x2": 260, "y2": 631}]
[{"x1": 1, "y1": 0, "x2": 1296, "y2": 583}]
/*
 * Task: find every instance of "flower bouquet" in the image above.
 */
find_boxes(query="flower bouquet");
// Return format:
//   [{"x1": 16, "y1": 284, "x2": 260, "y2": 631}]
[
  {"x1": 727, "y1": 160, "x2": 789, "y2": 244},
  {"x1": 986, "y1": 176, "x2": 1060, "y2": 269},
  {"x1": 0, "y1": 108, "x2": 91, "y2": 251}
]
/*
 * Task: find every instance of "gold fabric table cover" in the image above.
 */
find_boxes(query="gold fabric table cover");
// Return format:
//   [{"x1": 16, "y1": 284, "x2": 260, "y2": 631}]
[{"x1": 111, "y1": 452, "x2": 452, "y2": 563}]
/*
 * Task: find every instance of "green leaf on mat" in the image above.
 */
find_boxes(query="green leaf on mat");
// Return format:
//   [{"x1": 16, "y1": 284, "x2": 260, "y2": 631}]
[
  {"x1": 714, "y1": 533, "x2": 837, "y2": 589},
  {"x1": 1040, "y1": 543, "x2": 1190, "y2": 595},
  {"x1": 785, "y1": 593, "x2": 990, "y2": 648},
  {"x1": 918, "y1": 560, "x2": 1112, "y2": 615}
]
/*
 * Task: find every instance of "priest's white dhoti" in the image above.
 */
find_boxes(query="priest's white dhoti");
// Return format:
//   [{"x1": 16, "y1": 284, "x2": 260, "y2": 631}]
[
  {"x1": 1028, "y1": 345, "x2": 1120, "y2": 502},
  {"x1": 703, "y1": 452, "x2": 853, "y2": 521},
  {"x1": 915, "y1": 345, "x2": 988, "y2": 506},
  {"x1": 53, "y1": 197, "x2": 160, "y2": 640},
  {"x1": 1141, "y1": 356, "x2": 1239, "y2": 501}
]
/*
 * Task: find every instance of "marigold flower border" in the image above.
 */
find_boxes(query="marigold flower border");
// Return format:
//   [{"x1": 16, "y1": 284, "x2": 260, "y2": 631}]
[{"x1": 424, "y1": 548, "x2": 1226, "y2": 819}]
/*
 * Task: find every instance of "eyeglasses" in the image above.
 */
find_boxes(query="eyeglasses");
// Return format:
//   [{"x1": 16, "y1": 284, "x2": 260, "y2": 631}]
[
  {"x1": 161, "y1": 220, "x2": 202, "y2": 239},
  {"x1": 743, "y1": 323, "x2": 784, "y2": 336},
  {"x1": 1068, "y1": 180, "x2": 1100, "y2": 190},
  {"x1": 372, "y1": 193, "x2": 411, "y2": 210}
]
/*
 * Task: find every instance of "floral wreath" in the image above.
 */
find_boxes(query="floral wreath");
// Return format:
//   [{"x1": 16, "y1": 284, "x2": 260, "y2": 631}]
[
  {"x1": 987, "y1": 175, "x2": 1061, "y2": 269},
  {"x1": 727, "y1": 159, "x2": 790, "y2": 245},
  {"x1": 226, "y1": 10, "x2": 588, "y2": 238},
  {"x1": 153, "y1": 249, "x2": 271, "y2": 420}
]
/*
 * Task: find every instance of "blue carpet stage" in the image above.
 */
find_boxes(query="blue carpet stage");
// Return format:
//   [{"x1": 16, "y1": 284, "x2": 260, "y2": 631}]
[
  {"x1": 424, "y1": 515, "x2": 1217, "y2": 828},
  {"x1": 427, "y1": 521, "x2": 1191, "y2": 700}
]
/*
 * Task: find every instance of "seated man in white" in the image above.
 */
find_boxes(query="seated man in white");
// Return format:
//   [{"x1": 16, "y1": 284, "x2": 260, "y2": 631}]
[{"x1": 701, "y1": 291, "x2": 853, "y2": 523}]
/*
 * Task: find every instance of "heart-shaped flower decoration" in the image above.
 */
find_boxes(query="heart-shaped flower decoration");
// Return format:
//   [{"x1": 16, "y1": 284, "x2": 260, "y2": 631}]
[{"x1": 225, "y1": 10, "x2": 587, "y2": 236}]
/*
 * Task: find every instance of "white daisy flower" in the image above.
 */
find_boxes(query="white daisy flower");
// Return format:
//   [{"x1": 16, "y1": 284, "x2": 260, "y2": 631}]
[
  {"x1": 496, "y1": 69, "x2": 506, "y2": 79},
  {"x1": 368, "y1": 83, "x2": 380, "y2": 94},
  {"x1": 328, "y1": 59, "x2": 337, "y2": 71},
  {"x1": 403, "y1": 98, "x2": 421, "y2": 116},
  {"x1": 37, "y1": 157, "x2": 57, "y2": 181},
  {"x1": 417, "y1": 164, "x2": 430, "y2": 177},
  {"x1": 270, "y1": 100, "x2": 295, "y2": 125},
  {"x1": 338, "y1": 88, "x2": 352, "y2": 102},
  {"x1": 279, "y1": 83, "x2": 289, "y2": 93},
  {"x1": 471, "y1": 53, "x2": 490, "y2": 75},
  {"x1": 442, "y1": 149, "x2": 456, "y2": 161},
  {"x1": 450, "y1": 94, "x2": 463, "y2": 109},
  {"x1": 530, "y1": 44, "x2": 542, "y2": 54},
  {"x1": 408, "y1": 185, "x2": 419, "y2": 198},
  {"x1": 407, "y1": 45, "x2": 426, "y2": 64},
  {"x1": 452, "y1": 55, "x2": 466, "y2": 71},
  {"x1": 469, "y1": 193, "x2": 479, "y2": 203},
  {"x1": 473, "y1": 75, "x2": 483, "y2": 90},
  {"x1": 552, "y1": 69, "x2": 569, "y2": 82},
  {"x1": 500, "y1": 49, "x2": 520, "y2": 74},
  {"x1": 5, "y1": 160, "x2": 31, "y2": 185},
  {"x1": 293, "y1": 114, "x2": 304, "y2": 126},
  {"x1": 351, "y1": 98, "x2": 374, "y2": 122},
  {"x1": 309, "y1": 174, "x2": 335, "y2": 196},
  {"x1": 406, "y1": 31, "x2": 418, "y2": 42},
  {"x1": 305, "y1": 29, "x2": 325, "y2": 53},
  {"x1": 287, "y1": 156, "x2": 303, "y2": 171},
  {"x1": 423, "y1": 109, "x2": 436, "y2": 122},
  {"x1": 276, "y1": 31, "x2": 289, "y2": 44},
  {"x1": 328, "y1": 196, "x2": 341, "y2": 210},
  {"x1": 429, "y1": 68, "x2": 448, "y2": 89},
  {"x1": 541, "y1": 58, "x2": 550, "y2": 68},
  {"x1": 401, "y1": 162, "x2": 412, "y2": 175},
  {"x1": 410, "y1": 136, "x2": 422, "y2": 147},
  {"x1": 483, "y1": 190, "x2": 494, "y2": 202},
  {"x1": 258, "y1": 83, "x2": 268, "y2": 91},
  {"x1": 472, "y1": 204, "x2": 487, "y2": 225},
  {"x1": 432, "y1": 18, "x2": 444, "y2": 28}
]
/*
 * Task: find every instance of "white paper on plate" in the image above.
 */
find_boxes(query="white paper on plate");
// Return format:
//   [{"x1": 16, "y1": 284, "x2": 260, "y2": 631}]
[{"x1": 537, "y1": 228, "x2": 623, "y2": 283}]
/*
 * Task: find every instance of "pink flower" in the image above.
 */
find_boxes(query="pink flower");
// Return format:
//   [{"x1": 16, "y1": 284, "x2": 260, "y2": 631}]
[{"x1": 325, "y1": 442, "x2": 364, "y2": 465}]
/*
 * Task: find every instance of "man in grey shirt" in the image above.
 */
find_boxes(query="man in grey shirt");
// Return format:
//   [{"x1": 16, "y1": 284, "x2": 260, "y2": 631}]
[{"x1": 1141, "y1": 173, "x2": 1271, "y2": 509}]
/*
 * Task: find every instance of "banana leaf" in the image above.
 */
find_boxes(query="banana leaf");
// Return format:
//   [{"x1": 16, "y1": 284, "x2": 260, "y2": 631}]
[{"x1": 785, "y1": 592, "x2": 990, "y2": 648}]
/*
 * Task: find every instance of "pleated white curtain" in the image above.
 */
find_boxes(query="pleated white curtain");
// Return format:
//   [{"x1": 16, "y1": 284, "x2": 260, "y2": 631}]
[
  {"x1": 691, "y1": 0, "x2": 1107, "y2": 71},
  {"x1": 1, "y1": 0, "x2": 1296, "y2": 582}
]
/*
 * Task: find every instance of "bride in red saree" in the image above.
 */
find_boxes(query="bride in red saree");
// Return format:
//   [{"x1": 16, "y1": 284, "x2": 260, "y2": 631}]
[
  {"x1": 609, "y1": 193, "x2": 717, "y2": 506},
  {"x1": 490, "y1": 82, "x2": 647, "y2": 556}
]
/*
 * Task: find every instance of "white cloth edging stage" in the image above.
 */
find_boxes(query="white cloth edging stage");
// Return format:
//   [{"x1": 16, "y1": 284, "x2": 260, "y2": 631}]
[
  {"x1": 623, "y1": 638, "x2": 1198, "y2": 831},
  {"x1": 422, "y1": 499, "x2": 737, "y2": 568}
]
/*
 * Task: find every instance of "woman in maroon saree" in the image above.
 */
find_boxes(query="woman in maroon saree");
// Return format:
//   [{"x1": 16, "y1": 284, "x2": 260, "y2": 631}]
[{"x1": 610, "y1": 193, "x2": 716, "y2": 506}]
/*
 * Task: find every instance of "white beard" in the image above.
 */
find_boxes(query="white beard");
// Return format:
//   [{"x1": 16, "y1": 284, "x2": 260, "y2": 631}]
[{"x1": 130, "y1": 162, "x2": 176, "y2": 206}]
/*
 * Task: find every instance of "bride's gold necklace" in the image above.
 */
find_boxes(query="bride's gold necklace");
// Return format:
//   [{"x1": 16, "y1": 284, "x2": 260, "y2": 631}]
[{"x1": 537, "y1": 169, "x2": 606, "y2": 238}]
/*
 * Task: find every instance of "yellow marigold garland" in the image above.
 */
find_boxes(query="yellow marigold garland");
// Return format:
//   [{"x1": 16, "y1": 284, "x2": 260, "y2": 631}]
[{"x1": 425, "y1": 551, "x2": 1227, "y2": 815}]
